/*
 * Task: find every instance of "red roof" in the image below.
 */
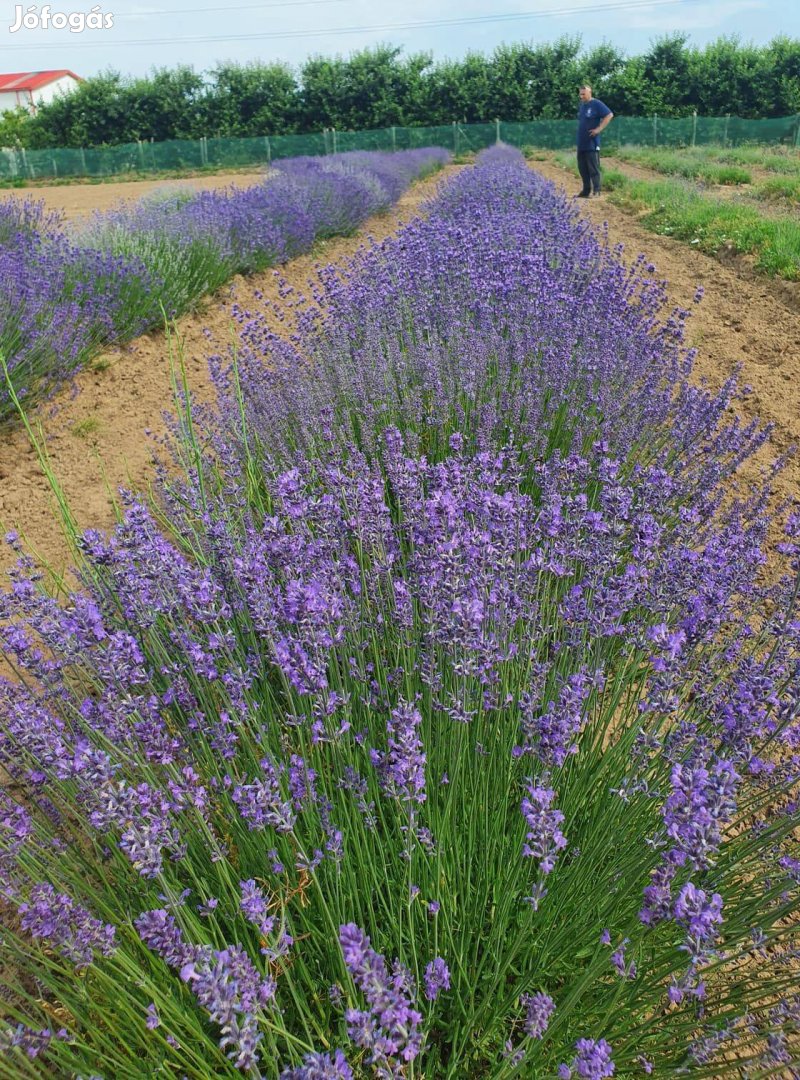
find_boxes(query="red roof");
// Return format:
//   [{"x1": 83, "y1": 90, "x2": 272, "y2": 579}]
[{"x1": 0, "y1": 70, "x2": 81, "y2": 92}]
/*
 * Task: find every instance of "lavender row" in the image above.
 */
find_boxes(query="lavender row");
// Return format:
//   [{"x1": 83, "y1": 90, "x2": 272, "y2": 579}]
[
  {"x1": 0, "y1": 148, "x2": 450, "y2": 426},
  {"x1": 0, "y1": 147, "x2": 798, "y2": 1077}
]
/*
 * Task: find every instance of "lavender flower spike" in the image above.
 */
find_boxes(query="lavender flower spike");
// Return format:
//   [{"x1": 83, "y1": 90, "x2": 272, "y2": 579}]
[
  {"x1": 424, "y1": 958, "x2": 451, "y2": 1001},
  {"x1": 280, "y1": 1049, "x2": 353, "y2": 1079},
  {"x1": 379, "y1": 700, "x2": 427, "y2": 805},
  {"x1": 521, "y1": 783, "x2": 567, "y2": 874},
  {"x1": 339, "y1": 923, "x2": 424, "y2": 1067},
  {"x1": 522, "y1": 991, "x2": 555, "y2": 1039}
]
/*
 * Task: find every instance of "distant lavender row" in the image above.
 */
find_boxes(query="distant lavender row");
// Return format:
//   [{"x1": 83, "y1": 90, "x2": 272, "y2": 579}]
[
  {"x1": 0, "y1": 147, "x2": 450, "y2": 425},
  {"x1": 1, "y1": 147, "x2": 798, "y2": 1076}
]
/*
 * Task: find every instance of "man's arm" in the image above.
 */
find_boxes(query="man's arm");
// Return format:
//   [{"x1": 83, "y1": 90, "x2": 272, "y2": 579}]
[{"x1": 589, "y1": 111, "x2": 613, "y2": 137}]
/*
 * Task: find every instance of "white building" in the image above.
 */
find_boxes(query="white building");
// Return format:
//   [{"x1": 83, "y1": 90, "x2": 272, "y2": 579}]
[{"x1": 0, "y1": 70, "x2": 81, "y2": 113}]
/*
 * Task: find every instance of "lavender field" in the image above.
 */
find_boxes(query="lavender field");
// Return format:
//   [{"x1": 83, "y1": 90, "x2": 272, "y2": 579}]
[
  {"x1": 0, "y1": 148, "x2": 449, "y2": 426},
  {"x1": 0, "y1": 146, "x2": 799, "y2": 1077}
]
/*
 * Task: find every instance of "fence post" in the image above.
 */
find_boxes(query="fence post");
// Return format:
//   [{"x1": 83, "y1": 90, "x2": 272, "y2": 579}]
[
  {"x1": 724, "y1": 113, "x2": 730, "y2": 146},
  {"x1": 652, "y1": 113, "x2": 658, "y2": 146},
  {"x1": 795, "y1": 115, "x2": 800, "y2": 149},
  {"x1": 332, "y1": 127, "x2": 337, "y2": 154},
  {"x1": 691, "y1": 110, "x2": 697, "y2": 148},
  {"x1": 391, "y1": 125, "x2": 396, "y2": 151},
  {"x1": 21, "y1": 147, "x2": 32, "y2": 179},
  {"x1": 452, "y1": 120, "x2": 459, "y2": 154},
  {"x1": 51, "y1": 156, "x2": 57, "y2": 178},
  {"x1": 265, "y1": 136, "x2": 271, "y2": 164}
]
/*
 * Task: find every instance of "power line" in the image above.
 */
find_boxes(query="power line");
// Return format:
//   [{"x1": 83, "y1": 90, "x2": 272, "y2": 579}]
[
  {"x1": 113, "y1": 0, "x2": 349, "y2": 19},
  {"x1": 3, "y1": 0, "x2": 699, "y2": 49}
]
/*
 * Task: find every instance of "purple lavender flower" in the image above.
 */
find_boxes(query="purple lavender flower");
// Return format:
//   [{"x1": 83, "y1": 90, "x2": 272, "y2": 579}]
[
  {"x1": 640, "y1": 862, "x2": 678, "y2": 927},
  {"x1": 663, "y1": 759, "x2": 738, "y2": 870},
  {"x1": 339, "y1": 923, "x2": 423, "y2": 1067},
  {"x1": 18, "y1": 883, "x2": 116, "y2": 969},
  {"x1": 377, "y1": 700, "x2": 427, "y2": 805},
  {"x1": 573, "y1": 1037, "x2": 615, "y2": 1079},
  {"x1": 145, "y1": 1003, "x2": 160, "y2": 1030},
  {"x1": 521, "y1": 991, "x2": 555, "y2": 1039},
  {"x1": 231, "y1": 756, "x2": 296, "y2": 833},
  {"x1": 521, "y1": 783, "x2": 567, "y2": 874},
  {"x1": 136, "y1": 909, "x2": 275, "y2": 1072},
  {"x1": 239, "y1": 879, "x2": 275, "y2": 938},
  {"x1": 610, "y1": 940, "x2": 637, "y2": 980},
  {"x1": 424, "y1": 958, "x2": 450, "y2": 1001},
  {"x1": 0, "y1": 1023, "x2": 68, "y2": 1059},
  {"x1": 673, "y1": 882, "x2": 724, "y2": 960},
  {"x1": 280, "y1": 1049, "x2": 353, "y2": 1079}
]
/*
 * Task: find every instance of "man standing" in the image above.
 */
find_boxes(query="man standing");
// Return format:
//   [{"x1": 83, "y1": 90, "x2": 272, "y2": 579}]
[{"x1": 576, "y1": 85, "x2": 613, "y2": 197}]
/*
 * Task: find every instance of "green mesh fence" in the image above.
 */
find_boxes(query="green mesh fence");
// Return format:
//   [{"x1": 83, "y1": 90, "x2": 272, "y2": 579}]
[{"x1": 1, "y1": 114, "x2": 799, "y2": 181}]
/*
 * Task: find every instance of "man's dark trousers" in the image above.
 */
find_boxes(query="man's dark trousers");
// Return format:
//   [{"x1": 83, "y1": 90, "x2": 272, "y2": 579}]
[{"x1": 577, "y1": 149, "x2": 601, "y2": 195}]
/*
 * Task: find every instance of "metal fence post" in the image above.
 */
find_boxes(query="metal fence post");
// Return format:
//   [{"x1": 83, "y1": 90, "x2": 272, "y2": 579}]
[
  {"x1": 391, "y1": 125, "x2": 396, "y2": 151},
  {"x1": 265, "y1": 136, "x2": 271, "y2": 164},
  {"x1": 332, "y1": 127, "x2": 337, "y2": 154},
  {"x1": 795, "y1": 115, "x2": 800, "y2": 148},
  {"x1": 691, "y1": 110, "x2": 697, "y2": 148},
  {"x1": 652, "y1": 113, "x2": 658, "y2": 146},
  {"x1": 495, "y1": 117, "x2": 500, "y2": 144},
  {"x1": 452, "y1": 120, "x2": 459, "y2": 154},
  {"x1": 724, "y1": 113, "x2": 730, "y2": 146}
]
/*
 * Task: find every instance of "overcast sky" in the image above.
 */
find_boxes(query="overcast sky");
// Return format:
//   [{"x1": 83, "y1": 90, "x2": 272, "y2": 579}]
[{"x1": 2, "y1": 0, "x2": 796, "y2": 81}]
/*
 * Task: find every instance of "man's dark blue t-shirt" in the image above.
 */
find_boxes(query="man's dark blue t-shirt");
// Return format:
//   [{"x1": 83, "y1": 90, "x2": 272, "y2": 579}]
[{"x1": 577, "y1": 98, "x2": 612, "y2": 151}]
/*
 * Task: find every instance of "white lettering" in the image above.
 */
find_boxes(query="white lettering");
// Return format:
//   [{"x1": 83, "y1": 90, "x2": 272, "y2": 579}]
[{"x1": 8, "y1": 4, "x2": 115, "y2": 33}]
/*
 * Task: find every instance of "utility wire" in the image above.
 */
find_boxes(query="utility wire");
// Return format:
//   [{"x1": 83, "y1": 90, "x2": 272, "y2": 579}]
[
  {"x1": 113, "y1": 0, "x2": 349, "y2": 18},
  {"x1": 3, "y1": 0, "x2": 699, "y2": 49}
]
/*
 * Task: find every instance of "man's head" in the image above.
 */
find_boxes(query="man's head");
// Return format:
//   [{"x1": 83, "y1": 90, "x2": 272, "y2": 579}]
[{"x1": 579, "y1": 85, "x2": 592, "y2": 102}]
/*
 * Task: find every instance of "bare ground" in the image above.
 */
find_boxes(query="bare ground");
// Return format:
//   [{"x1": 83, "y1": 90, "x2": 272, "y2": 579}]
[
  {"x1": 0, "y1": 164, "x2": 462, "y2": 580},
  {"x1": 0, "y1": 170, "x2": 270, "y2": 222}
]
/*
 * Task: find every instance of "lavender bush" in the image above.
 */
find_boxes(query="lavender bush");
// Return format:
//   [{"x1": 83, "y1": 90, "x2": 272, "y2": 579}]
[
  {"x1": 0, "y1": 198, "x2": 157, "y2": 421},
  {"x1": 0, "y1": 146, "x2": 798, "y2": 1077},
  {"x1": 0, "y1": 148, "x2": 449, "y2": 425}
]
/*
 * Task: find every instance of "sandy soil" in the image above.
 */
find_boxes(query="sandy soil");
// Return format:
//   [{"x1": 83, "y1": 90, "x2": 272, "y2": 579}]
[
  {"x1": 0, "y1": 164, "x2": 462, "y2": 580},
  {"x1": 532, "y1": 158, "x2": 800, "y2": 512},
  {"x1": 0, "y1": 171, "x2": 268, "y2": 223}
]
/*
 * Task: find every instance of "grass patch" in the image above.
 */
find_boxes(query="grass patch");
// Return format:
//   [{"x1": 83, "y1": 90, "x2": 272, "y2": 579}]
[
  {"x1": 608, "y1": 175, "x2": 800, "y2": 278},
  {"x1": 548, "y1": 152, "x2": 800, "y2": 280},
  {"x1": 752, "y1": 174, "x2": 800, "y2": 204},
  {"x1": 610, "y1": 146, "x2": 752, "y2": 185},
  {"x1": 70, "y1": 416, "x2": 102, "y2": 439}
]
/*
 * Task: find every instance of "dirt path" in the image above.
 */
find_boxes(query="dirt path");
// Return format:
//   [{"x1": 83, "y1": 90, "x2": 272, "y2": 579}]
[
  {"x1": 532, "y1": 158, "x2": 800, "y2": 511},
  {"x1": 0, "y1": 170, "x2": 269, "y2": 223},
  {"x1": 0, "y1": 165, "x2": 462, "y2": 579}
]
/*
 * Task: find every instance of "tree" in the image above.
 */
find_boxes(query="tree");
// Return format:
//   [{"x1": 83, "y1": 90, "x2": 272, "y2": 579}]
[
  {"x1": 0, "y1": 107, "x2": 32, "y2": 148},
  {"x1": 202, "y1": 62, "x2": 299, "y2": 137}
]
